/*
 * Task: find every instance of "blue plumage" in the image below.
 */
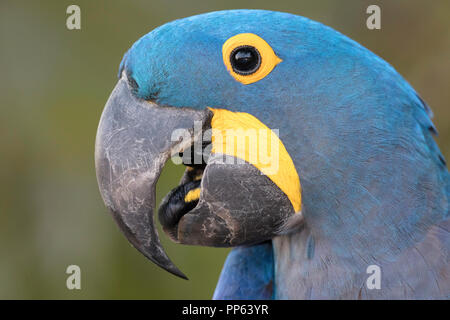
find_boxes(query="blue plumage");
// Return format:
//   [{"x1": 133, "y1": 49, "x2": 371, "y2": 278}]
[
  {"x1": 213, "y1": 242, "x2": 274, "y2": 300},
  {"x1": 120, "y1": 10, "x2": 449, "y2": 299}
]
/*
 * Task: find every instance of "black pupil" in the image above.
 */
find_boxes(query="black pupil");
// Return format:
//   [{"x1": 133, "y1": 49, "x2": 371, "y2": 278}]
[{"x1": 230, "y1": 46, "x2": 261, "y2": 75}]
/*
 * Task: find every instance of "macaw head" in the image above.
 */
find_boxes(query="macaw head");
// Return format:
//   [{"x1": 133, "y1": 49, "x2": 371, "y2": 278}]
[{"x1": 95, "y1": 10, "x2": 439, "y2": 279}]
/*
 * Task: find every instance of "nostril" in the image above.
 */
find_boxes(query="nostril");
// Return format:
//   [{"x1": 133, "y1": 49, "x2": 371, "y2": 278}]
[
  {"x1": 126, "y1": 72, "x2": 161, "y2": 101},
  {"x1": 125, "y1": 71, "x2": 140, "y2": 94}
]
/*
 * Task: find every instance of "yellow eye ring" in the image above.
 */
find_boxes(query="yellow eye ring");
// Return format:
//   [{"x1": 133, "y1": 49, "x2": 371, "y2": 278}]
[{"x1": 222, "y1": 33, "x2": 282, "y2": 85}]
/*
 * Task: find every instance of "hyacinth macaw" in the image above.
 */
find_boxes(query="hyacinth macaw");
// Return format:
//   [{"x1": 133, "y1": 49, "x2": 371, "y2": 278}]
[{"x1": 95, "y1": 10, "x2": 449, "y2": 299}]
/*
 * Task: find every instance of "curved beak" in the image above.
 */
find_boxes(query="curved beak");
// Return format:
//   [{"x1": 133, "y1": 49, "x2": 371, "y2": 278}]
[{"x1": 95, "y1": 77, "x2": 209, "y2": 279}]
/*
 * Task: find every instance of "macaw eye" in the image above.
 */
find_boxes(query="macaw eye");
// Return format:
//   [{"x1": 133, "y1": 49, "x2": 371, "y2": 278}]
[
  {"x1": 230, "y1": 45, "x2": 261, "y2": 75},
  {"x1": 222, "y1": 33, "x2": 282, "y2": 85}
]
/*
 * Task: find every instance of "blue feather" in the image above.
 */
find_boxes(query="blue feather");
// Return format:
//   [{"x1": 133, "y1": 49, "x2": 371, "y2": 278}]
[{"x1": 213, "y1": 242, "x2": 274, "y2": 300}]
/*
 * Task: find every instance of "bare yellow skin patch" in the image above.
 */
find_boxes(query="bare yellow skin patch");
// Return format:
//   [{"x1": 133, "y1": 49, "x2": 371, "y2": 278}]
[
  {"x1": 222, "y1": 33, "x2": 282, "y2": 85},
  {"x1": 208, "y1": 108, "x2": 301, "y2": 212},
  {"x1": 184, "y1": 188, "x2": 201, "y2": 203}
]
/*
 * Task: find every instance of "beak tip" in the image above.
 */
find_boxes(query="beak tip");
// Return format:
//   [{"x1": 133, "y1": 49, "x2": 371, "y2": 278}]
[
  {"x1": 137, "y1": 244, "x2": 189, "y2": 280},
  {"x1": 156, "y1": 260, "x2": 189, "y2": 280},
  {"x1": 178, "y1": 273, "x2": 189, "y2": 281}
]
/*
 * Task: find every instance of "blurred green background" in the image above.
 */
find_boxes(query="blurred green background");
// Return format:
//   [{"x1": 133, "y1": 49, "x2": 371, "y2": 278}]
[{"x1": 0, "y1": 0, "x2": 448, "y2": 299}]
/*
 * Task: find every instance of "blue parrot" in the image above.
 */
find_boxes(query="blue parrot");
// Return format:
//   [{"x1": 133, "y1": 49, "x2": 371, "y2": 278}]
[{"x1": 95, "y1": 10, "x2": 449, "y2": 299}]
